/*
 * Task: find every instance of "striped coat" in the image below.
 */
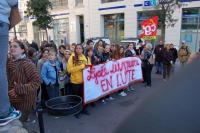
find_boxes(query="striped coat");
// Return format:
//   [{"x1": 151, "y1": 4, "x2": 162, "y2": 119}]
[{"x1": 7, "y1": 58, "x2": 41, "y2": 113}]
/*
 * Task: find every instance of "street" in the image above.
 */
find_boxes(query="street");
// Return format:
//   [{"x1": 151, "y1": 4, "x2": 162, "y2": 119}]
[{"x1": 25, "y1": 71, "x2": 166, "y2": 133}]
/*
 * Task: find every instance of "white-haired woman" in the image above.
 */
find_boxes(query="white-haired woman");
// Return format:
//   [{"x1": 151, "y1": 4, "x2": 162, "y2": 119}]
[{"x1": 141, "y1": 43, "x2": 154, "y2": 87}]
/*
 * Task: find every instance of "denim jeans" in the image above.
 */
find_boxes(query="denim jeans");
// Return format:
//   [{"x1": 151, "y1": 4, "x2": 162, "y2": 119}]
[
  {"x1": 46, "y1": 84, "x2": 59, "y2": 99},
  {"x1": 155, "y1": 61, "x2": 163, "y2": 74},
  {"x1": 0, "y1": 22, "x2": 11, "y2": 117}
]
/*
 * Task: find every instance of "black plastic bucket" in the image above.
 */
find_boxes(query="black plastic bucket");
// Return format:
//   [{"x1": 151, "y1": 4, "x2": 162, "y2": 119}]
[{"x1": 45, "y1": 95, "x2": 82, "y2": 116}]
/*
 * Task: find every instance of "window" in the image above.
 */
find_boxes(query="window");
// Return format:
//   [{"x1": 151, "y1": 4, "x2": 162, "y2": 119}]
[
  {"x1": 18, "y1": 22, "x2": 27, "y2": 37},
  {"x1": 181, "y1": 8, "x2": 199, "y2": 30},
  {"x1": 104, "y1": 14, "x2": 124, "y2": 42},
  {"x1": 102, "y1": 0, "x2": 123, "y2": 3},
  {"x1": 75, "y1": 0, "x2": 83, "y2": 7},
  {"x1": 181, "y1": 8, "x2": 200, "y2": 52},
  {"x1": 49, "y1": 0, "x2": 68, "y2": 8},
  {"x1": 53, "y1": 18, "x2": 69, "y2": 45}
]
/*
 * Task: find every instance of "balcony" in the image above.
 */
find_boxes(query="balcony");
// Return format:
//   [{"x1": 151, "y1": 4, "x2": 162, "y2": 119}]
[{"x1": 49, "y1": 0, "x2": 68, "y2": 9}]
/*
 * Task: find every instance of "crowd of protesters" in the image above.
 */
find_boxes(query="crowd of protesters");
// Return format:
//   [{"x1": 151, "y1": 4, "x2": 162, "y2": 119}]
[{"x1": 5, "y1": 38, "x2": 196, "y2": 121}]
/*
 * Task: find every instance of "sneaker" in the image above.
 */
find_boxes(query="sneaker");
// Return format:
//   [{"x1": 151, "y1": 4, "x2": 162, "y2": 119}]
[
  {"x1": 128, "y1": 86, "x2": 135, "y2": 92},
  {"x1": 108, "y1": 96, "x2": 114, "y2": 100},
  {"x1": 119, "y1": 91, "x2": 127, "y2": 97},
  {"x1": 102, "y1": 99, "x2": 106, "y2": 104},
  {"x1": 0, "y1": 110, "x2": 21, "y2": 126}
]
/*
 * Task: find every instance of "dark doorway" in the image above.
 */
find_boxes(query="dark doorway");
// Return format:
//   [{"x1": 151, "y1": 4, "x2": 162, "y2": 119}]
[{"x1": 79, "y1": 15, "x2": 85, "y2": 43}]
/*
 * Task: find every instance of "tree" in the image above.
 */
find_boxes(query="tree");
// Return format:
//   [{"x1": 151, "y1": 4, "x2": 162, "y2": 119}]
[
  {"x1": 25, "y1": 0, "x2": 53, "y2": 41},
  {"x1": 155, "y1": 0, "x2": 182, "y2": 41}
]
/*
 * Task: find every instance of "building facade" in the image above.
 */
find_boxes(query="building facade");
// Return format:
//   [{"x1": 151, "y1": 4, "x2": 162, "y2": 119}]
[{"x1": 14, "y1": 0, "x2": 200, "y2": 52}]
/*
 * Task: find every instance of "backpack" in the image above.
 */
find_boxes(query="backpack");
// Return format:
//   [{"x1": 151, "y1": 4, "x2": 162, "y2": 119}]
[{"x1": 179, "y1": 46, "x2": 189, "y2": 56}]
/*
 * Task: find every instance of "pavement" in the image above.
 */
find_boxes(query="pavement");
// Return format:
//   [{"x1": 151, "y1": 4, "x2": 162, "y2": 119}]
[
  {"x1": 0, "y1": 120, "x2": 28, "y2": 133},
  {"x1": 24, "y1": 69, "x2": 168, "y2": 133}
]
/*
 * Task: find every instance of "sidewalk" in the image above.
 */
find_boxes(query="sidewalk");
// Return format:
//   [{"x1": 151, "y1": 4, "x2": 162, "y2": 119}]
[{"x1": 0, "y1": 120, "x2": 28, "y2": 133}]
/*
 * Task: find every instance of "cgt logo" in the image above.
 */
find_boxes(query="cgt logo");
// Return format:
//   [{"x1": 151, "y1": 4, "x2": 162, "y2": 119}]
[
  {"x1": 140, "y1": 16, "x2": 158, "y2": 40},
  {"x1": 142, "y1": 23, "x2": 157, "y2": 36}
]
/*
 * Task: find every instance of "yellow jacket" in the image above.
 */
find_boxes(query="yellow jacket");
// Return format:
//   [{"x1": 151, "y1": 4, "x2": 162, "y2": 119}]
[{"x1": 67, "y1": 54, "x2": 91, "y2": 84}]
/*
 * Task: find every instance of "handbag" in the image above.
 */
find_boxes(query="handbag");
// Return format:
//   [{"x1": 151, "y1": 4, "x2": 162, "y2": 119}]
[
  {"x1": 148, "y1": 54, "x2": 155, "y2": 65},
  {"x1": 9, "y1": 6, "x2": 22, "y2": 29}
]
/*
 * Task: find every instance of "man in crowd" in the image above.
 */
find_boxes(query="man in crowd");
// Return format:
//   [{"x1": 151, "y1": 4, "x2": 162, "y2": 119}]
[
  {"x1": 178, "y1": 41, "x2": 191, "y2": 66},
  {"x1": 170, "y1": 43, "x2": 178, "y2": 72},
  {"x1": 154, "y1": 40, "x2": 164, "y2": 74}
]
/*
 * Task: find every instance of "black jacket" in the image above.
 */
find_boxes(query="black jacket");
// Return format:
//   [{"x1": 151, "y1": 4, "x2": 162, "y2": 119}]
[
  {"x1": 163, "y1": 49, "x2": 173, "y2": 65},
  {"x1": 154, "y1": 44, "x2": 164, "y2": 62},
  {"x1": 170, "y1": 48, "x2": 178, "y2": 62}
]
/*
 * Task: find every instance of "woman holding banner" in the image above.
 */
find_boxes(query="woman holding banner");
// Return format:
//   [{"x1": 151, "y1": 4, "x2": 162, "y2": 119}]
[{"x1": 67, "y1": 44, "x2": 91, "y2": 119}]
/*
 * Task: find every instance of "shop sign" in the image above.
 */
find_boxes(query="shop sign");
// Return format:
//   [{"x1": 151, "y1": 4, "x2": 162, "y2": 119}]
[{"x1": 143, "y1": 0, "x2": 158, "y2": 7}]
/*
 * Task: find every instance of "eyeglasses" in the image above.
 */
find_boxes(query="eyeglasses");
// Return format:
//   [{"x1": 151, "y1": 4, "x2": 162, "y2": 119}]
[{"x1": 10, "y1": 45, "x2": 18, "y2": 48}]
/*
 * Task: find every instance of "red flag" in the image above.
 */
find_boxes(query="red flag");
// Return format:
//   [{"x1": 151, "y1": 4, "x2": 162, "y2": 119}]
[{"x1": 140, "y1": 16, "x2": 158, "y2": 40}]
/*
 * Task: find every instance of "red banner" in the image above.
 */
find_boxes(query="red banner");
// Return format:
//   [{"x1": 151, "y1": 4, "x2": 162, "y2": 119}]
[{"x1": 140, "y1": 16, "x2": 158, "y2": 40}]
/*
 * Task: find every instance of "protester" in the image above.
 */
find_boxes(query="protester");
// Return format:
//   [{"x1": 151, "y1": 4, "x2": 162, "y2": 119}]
[
  {"x1": 30, "y1": 41, "x2": 39, "y2": 52},
  {"x1": 65, "y1": 44, "x2": 70, "y2": 51},
  {"x1": 178, "y1": 41, "x2": 191, "y2": 66},
  {"x1": 118, "y1": 45, "x2": 128, "y2": 96},
  {"x1": 70, "y1": 43, "x2": 76, "y2": 54},
  {"x1": 126, "y1": 43, "x2": 136, "y2": 56},
  {"x1": 59, "y1": 50, "x2": 71, "y2": 95},
  {"x1": 102, "y1": 44, "x2": 115, "y2": 100},
  {"x1": 0, "y1": 0, "x2": 21, "y2": 126},
  {"x1": 119, "y1": 45, "x2": 125, "y2": 58},
  {"x1": 102, "y1": 44, "x2": 111, "y2": 62},
  {"x1": 49, "y1": 40, "x2": 57, "y2": 52},
  {"x1": 27, "y1": 47, "x2": 38, "y2": 65},
  {"x1": 57, "y1": 45, "x2": 66, "y2": 63},
  {"x1": 37, "y1": 49, "x2": 49, "y2": 107},
  {"x1": 85, "y1": 48, "x2": 96, "y2": 65},
  {"x1": 84, "y1": 39, "x2": 94, "y2": 55},
  {"x1": 94, "y1": 40, "x2": 105, "y2": 64},
  {"x1": 154, "y1": 40, "x2": 164, "y2": 74},
  {"x1": 110, "y1": 43, "x2": 115, "y2": 54},
  {"x1": 124, "y1": 45, "x2": 135, "y2": 92},
  {"x1": 67, "y1": 44, "x2": 91, "y2": 118},
  {"x1": 41, "y1": 48, "x2": 61, "y2": 99},
  {"x1": 141, "y1": 43, "x2": 154, "y2": 87},
  {"x1": 169, "y1": 43, "x2": 178, "y2": 72},
  {"x1": 111, "y1": 44, "x2": 121, "y2": 60},
  {"x1": 7, "y1": 40, "x2": 41, "y2": 122},
  {"x1": 163, "y1": 44, "x2": 173, "y2": 81}
]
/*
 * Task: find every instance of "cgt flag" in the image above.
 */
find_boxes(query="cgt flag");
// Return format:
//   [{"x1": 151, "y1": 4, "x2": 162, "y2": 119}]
[{"x1": 140, "y1": 16, "x2": 158, "y2": 40}]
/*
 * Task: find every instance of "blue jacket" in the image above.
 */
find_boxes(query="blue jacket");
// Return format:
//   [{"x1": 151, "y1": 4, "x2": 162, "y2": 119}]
[
  {"x1": 41, "y1": 60, "x2": 60, "y2": 85},
  {"x1": 0, "y1": 0, "x2": 18, "y2": 24}
]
